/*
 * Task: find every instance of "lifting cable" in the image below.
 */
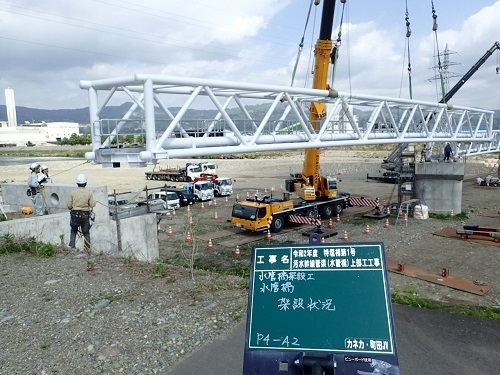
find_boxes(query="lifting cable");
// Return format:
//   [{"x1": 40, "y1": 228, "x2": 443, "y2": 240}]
[
  {"x1": 400, "y1": 0, "x2": 413, "y2": 99},
  {"x1": 290, "y1": 0, "x2": 317, "y2": 87},
  {"x1": 431, "y1": 1, "x2": 447, "y2": 102},
  {"x1": 329, "y1": 0, "x2": 347, "y2": 87}
]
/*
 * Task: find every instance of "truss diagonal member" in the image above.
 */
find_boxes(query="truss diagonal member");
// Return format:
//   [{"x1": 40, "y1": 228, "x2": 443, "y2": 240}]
[
  {"x1": 102, "y1": 97, "x2": 143, "y2": 148},
  {"x1": 383, "y1": 101, "x2": 400, "y2": 138},
  {"x1": 364, "y1": 101, "x2": 385, "y2": 140},
  {"x1": 203, "y1": 86, "x2": 248, "y2": 146},
  {"x1": 203, "y1": 96, "x2": 233, "y2": 138},
  {"x1": 249, "y1": 94, "x2": 284, "y2": 145},
  {"x1": 283, "y1": 92, "x2": 314, "y2": 141},
  {"x1": 429, "y1": 108, "x2": 445, "y2": 138},
  {"x1": 234, "y1": 96, "x2": 259, "y2": 132},
  {"x1": 417, "y1": 106, "x2": 431, "y2": 137},
  {"x1": 340, "y1": 98, "x2": 362, "y2": 139},
  {"x1": 272, "y1": 105, "x2": 292, "y2": 134},
  {"x1": 155, "y1": 86, "x2": 203, "y2": 150},
  {"x1": 153, "y1": 93, "x2": 175, "y2": 120},
  {"x1": 316, "y1": 99, "x2": 342, "y2": 142},
  {"x1": 96, "y1": 87, "x2": 117, "y2": 117}
]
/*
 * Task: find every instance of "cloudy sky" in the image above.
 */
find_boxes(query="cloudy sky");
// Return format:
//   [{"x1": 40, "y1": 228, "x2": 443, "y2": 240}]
[{"x1": 1, "y1": 0, "x2": 499, "y2": 111}]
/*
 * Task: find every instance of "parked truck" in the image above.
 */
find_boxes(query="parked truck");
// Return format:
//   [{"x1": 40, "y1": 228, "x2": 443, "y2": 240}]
[
  {"x1": 166, "y1": 180, "x2": 214, "y2": 202},
  {"x1": 194, "y1": 173, "x2": 233, "y2": 197},
  {"x1": 231, "y1": 2, "x2": 350, "y2": 233},
  {"x1": 145, "y1": 162, "x2": 217, "y2": 182}
]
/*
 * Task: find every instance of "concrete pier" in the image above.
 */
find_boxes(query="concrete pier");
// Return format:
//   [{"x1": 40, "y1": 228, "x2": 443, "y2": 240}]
[{"x1": 414, "y1": 162, "x2": 465, "y2": 214}]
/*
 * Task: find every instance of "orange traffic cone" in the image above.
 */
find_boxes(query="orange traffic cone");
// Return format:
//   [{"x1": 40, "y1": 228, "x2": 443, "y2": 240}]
[
  {"x1": 365, "y1": 224, "x2": 371, "y2": 235},
  {"x1": 264, "y1": 187, "x2": 268, "y2": 193},
  {"x1": 234, "y1": 245, "x2": 241, "y2": 257},
  {"x1": 336, "y1": 214, "x2": 341, "y2": 223},
  {"x1": 225, "y1": 196, "x2": 228, "y2": 203},
  {"x1": 214, "y1": 199, "x2": 218, "y2": 207},
  {"x1": 343, "y1": 230, "x2": 349, "y2": 242},
  {"x1": 236, "y1": 194, "x2": 240, "y2": 201},
  {"x1": 328, "y1": 218, "x2": 334, "y2": 229},
  {"x1": 167, "y1": 226, "x2": 174, "y2": 236},
  {"x1": 207, "y1": 239, "x2": 214, "y2": 250},
  {"x1": 189, "y1": 216, "x2": 194, "y2": 226},
  {"x1": 185, "y1": 231, "x2": 192, "y2": 242},
  {"x1": 266, "y1": 230, "x2": 272, "y2": 241},
  {"x1": 403, "y1": 214, "x2": 408, "y2": 226},
  {"x1": 201, "y1": 201, "x2": 205, "y2": 209},
  {"x1": 321, "y1": 237, "x2": 325, "y2": 243},
  {"x1": 187, "y1": 205, "x2": 191, "y2": 213},
  {"x1": 384, "y1": 218, "x2": 390, "y2": 229},
  {"x1": 214, "y1": 211, "x2": 219, "y2": 220},
  {"x1": 172, "y1": 209, "x2": 177, "y2": 217},
  {"x1": 246, "y1": 191, "x2": 250, "y2": 198},
  {"x1": 280, "y1": 184, "x2": 284, "y2": 191}
]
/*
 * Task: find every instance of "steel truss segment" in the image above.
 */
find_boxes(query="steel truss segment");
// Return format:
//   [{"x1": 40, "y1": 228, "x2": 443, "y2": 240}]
[{"x1": 79, "y1": 74, "x2": 497, "y2": 165}]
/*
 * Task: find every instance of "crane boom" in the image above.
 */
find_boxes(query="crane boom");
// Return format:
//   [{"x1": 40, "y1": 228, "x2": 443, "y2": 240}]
[
  {"x1": 440, "y1": 41, "x2": 500, "y2": 103},
  {"x1": 295, "y1": 0, "x2": 338, "y2": 200}
]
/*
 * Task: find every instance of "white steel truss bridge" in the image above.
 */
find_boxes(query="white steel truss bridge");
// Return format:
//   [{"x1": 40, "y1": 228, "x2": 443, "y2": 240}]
[{"x1": 80, "y1": 74, "x2": 499, "y2": 167}]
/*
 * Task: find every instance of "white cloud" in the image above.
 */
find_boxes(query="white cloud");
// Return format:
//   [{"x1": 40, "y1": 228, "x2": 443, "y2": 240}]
[{"x1": 0, "y1": 0, "x2": 498, "y2": 112}]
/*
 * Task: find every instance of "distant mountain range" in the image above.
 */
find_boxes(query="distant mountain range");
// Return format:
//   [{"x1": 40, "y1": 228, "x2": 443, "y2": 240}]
[{"x1": 0, "y1": 103, "x2": 499, "y2": 125}]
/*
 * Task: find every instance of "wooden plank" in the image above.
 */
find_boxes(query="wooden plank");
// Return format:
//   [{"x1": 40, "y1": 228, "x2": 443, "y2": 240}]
[{"x1": 386, "y1": 260, "x2": 491, "y2": 296}]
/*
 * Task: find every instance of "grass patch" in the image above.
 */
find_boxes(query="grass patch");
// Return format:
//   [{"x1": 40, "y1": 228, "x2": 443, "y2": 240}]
[
  {"x1": 0, "y1": 233, "x2": 56, "y2": 257},
  {"x1": 391, "y1": 287, "x2": 500, "y2": 320},
  {"x1": 429, "y1": 212, "x2": 468, "y2": 221}
]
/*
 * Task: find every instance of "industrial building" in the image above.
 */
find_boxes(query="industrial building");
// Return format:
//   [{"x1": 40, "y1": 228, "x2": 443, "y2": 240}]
[{"x1": 0, "y1": 88, "x2": 80, "y2": 146}]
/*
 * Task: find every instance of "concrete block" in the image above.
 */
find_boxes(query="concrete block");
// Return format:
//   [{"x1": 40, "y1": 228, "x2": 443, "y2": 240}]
[
  {"x1": 1, "y1": 183, "x2": 109, "y2": 223},
  {"x1": 0, "y1": 212, "x2": 159, "y2": 262}
]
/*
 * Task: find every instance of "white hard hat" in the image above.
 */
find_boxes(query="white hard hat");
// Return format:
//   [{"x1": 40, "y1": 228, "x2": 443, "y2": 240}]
[
  {"x1": 41, "y1": 165, "x2": 49, "y2": 171},
  {"x1": 76, "y1": 174, "x2": 88, "y2": 184},
  {"x1": 30, "y1": 162, "x2": 40, "y2": 170}
]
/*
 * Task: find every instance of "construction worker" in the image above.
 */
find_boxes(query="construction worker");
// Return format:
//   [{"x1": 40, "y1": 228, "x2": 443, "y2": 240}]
[
  {"x1": 38, "y1": 165, "x2": 53, "y2": 215},
  {"x1": 38, "y1": 165, "x2": 53, "y2": 184},
  {"x1": 67, "y1": 174, "x2": 96, "y2": 251},
  {"x1": 444, "y1": 143, "x2": 453, "y2": 162},
  {"x1": 27, "y1": 162, "x2": 44, "y2": 216},
  {"x1": 420, "y1": 146, "x2": 427, "y2": 163}
]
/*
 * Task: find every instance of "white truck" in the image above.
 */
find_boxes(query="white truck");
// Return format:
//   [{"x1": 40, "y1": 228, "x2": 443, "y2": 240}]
[
  {"x1": 173, "y1": 181, "x2": 214, "y2": 202},
  {"x1": 214, "y1": 177, "x2": 233, "y2": 197},
  {"x1": 146, "y1": 191, "x2": 180, "y2": 210}
]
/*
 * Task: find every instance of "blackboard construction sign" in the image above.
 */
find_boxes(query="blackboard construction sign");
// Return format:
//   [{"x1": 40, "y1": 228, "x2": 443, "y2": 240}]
[{"x1": 243, "y1": 241, "x2": 400, "y2": 375}]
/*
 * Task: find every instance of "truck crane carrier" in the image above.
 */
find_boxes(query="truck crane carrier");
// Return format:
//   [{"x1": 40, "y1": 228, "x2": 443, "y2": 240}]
[{"x1": 230, "y1": 0, "x2": 350, "y2": 233}]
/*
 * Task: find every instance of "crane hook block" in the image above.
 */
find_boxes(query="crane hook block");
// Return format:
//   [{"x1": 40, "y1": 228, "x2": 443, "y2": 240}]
[{"x1": 314, "y1": 0, "x2": 320, "y2": 6}]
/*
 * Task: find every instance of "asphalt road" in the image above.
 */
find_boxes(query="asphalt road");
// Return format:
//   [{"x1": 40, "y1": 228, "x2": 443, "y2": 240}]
[{"x1": 167, "y1": 304, "x2": 500, "y2": 375}]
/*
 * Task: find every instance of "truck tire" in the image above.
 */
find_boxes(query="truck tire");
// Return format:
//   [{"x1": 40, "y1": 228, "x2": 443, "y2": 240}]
[
  {"x1": 270, "y1": 216, "x2": 285, "y2": 233},
  {"x1": 306, "y1": 209, "x2": 316, "y2": 218},
  {"x1": 322, "y1": 204, "x2": 334, "y2": 218},
  {"x1": 333, "y1": 201, "x2": 343, "y2": 215}
]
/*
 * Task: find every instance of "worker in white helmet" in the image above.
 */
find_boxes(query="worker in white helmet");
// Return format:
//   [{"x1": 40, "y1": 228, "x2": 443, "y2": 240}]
[
  {"x1": 27, "y1": 162, "x2": 44, "y2": 216},
  {"x1": 38, "y1": 165, "x2": 53, "y2": 184},
  {"x1": 67, "y1": 174, "x2": 96, "y2": 251}
]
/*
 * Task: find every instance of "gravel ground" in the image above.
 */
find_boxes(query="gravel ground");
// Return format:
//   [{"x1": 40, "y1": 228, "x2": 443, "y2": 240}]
[{"x1": 1, "y1": 150, "x2": 499, "y2": 374}]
